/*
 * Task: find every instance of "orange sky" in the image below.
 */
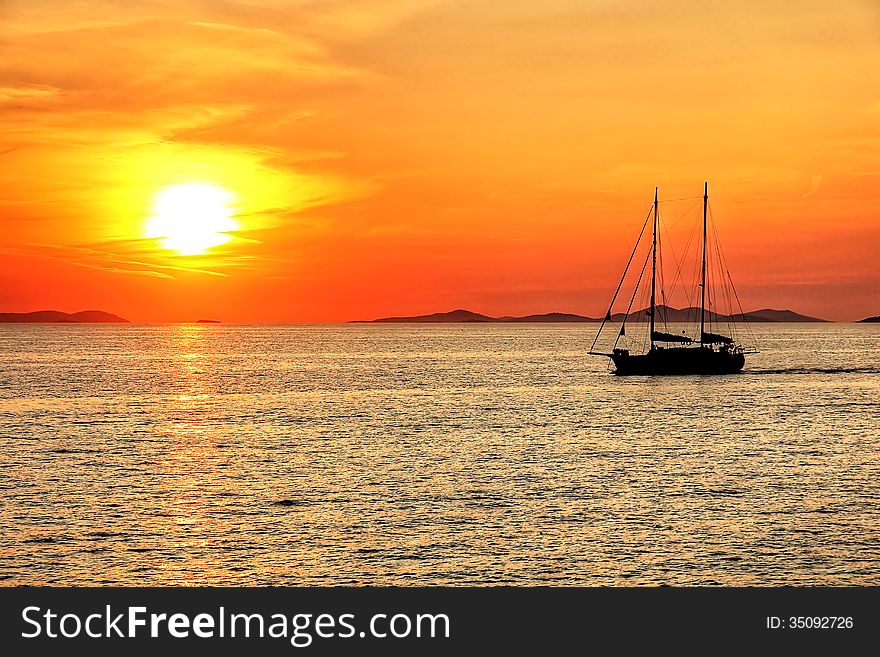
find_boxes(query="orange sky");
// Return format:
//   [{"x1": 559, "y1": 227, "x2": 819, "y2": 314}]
[{"x1": 1, "y1": 0, "x2": 878, "y2": 322}]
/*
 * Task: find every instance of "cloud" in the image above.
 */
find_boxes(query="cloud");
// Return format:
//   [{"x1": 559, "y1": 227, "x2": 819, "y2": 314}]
[
  {"x1": 802, "y1": 174, "x2": 823, "y2": 198},
  {"x1": 7, "y1": 241, "x2": 233, "y2": 279},
  {"x1": 0, "y1": 1, "x2": 400, "y2": 250},
  {"x1": 0, "y1": 84, "x2": 61, "y2": 105}
]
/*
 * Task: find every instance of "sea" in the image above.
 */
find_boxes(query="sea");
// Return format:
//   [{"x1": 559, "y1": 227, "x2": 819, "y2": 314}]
[{"x1": 1, "y1": 323, "x2": 878, "y2": 586}]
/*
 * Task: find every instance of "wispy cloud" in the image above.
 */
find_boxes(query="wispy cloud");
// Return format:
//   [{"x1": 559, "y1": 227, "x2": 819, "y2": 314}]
[
  {"x1": 0, "y1": 84, "x2": 61, "y2": 105},
  {"x1": 802, "y1": 174, "x2": 823, "y2": 198},
  {"x1": 9, "y1": 242, "x2": 232, "y2": 278}
]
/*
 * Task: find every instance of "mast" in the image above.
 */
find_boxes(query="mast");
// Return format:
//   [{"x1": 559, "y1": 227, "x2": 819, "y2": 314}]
[
  {"x1": 649, "y1": 187, "x2": 658, "y2": 350},
  {"x1": 700, "y1": 181, "x2": 708, "y2": 347}
]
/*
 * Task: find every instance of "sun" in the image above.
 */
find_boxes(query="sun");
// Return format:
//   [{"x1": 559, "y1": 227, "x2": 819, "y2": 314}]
[{"x1": 145, "y1": 183, "x2": 238, "y2": 255}]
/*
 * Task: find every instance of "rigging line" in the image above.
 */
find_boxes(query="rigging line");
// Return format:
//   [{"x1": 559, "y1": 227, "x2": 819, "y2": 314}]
[
  {"x1": 706, "y1": 256, "x2": 713, "y2": 329},
  {"x1": 677, "y1": 229, "x2": 697, "y2": 327},
  {"x1": 712, "y1": 232, "x2": 729, "y2": 336},
  {"x1": 683, "y1": 222, "x2": 699, "y2": 321},
  {"x1": 727, "y1": 268, "x2": 757, "y2": 349},
  {"x1": 719, "y1": 212, "x2": 755, "y2": 348},
  {"x1": 660, "y1": 198, "x2": 701, "y2": 234},
  {"x1": 708, "y1": 208, "x2": 730, "y2": 330},
  {"x1": 659, "y1": 213, "x2": 673, "y2": 328},
  {"x1": 657, "y1": 218, "x2": 667, "y2": 327},
  {"x1": 709, "y1": 218, "x2": 726, "y2": 330},
  {"x1": 709, "y1": 204, "x2": 734, "y2": 330},
  {"x1": 632, "y1": 270, "x2": 652, "y2": 355},
  {"x1": 638, "y1": 282, "x2": 651, "y2": 354},
  {"x1": 589, "y1": 205, "x2": 653, "y2": 353},
  {"x1": 613, "y1": 244, "x2": 652, "y2": 352},
  {"x1": 706, "y1": 226, "x2": 711, "y2": 332},
  {"x1": 688, "y1": 241, "x2": 702, "y2": 327},
  {"x1": 709, "y1": 200, "x2": 757, "y2": 348},
  {"x1": 683, "y1": 201, "x2": 704, "y2": 328},
  {"x1": 657, "y1": 206, "x2": 671, "y2": 328},
  {"x1": 712, "y1": 217, "x2": 734, "y2": 338},
  {"x1": 659, "y1": 195, "x2": 703, "y2": 203},
  {"x1": 661, "y1": 201, "x2": 700, "y2": 314}
]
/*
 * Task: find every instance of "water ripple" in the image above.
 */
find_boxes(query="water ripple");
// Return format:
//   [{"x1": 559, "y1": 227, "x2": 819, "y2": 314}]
[{"x1": 1, "y1": 322, "x2": 879, "y2": 586}]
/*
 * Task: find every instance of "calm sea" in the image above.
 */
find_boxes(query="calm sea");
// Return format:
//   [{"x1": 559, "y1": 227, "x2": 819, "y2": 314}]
[{"x1": 1, "y1": 323, "x2": 878, "y2": 586}]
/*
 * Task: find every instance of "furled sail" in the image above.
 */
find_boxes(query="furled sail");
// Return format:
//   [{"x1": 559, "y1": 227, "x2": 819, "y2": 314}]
[
  {"x1": 651, "y1": 331, "x2": 693, "y2": 343},
  {"x1": 701, "y1": 331, "x2": 733, "y2": 344}
]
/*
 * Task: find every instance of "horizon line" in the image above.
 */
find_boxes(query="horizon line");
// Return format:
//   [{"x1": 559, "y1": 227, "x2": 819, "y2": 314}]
[{"x1": 3, "y1": 305, "x2": 880, "y2": 324}]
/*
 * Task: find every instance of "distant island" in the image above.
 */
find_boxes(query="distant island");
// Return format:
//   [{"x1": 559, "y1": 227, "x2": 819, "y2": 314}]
[
  {"x1": 0, "y1": 310, "x2": 128, "y2": 323},
  {"x1": 353, "y1": 306, "x2": 828, "y2": 323},
  {"x1": 196, "y1": 319, "x2": 221, "y2": 323},
  {"x1": 859, "y1": 315, "x2": 880, "y2": 323}
]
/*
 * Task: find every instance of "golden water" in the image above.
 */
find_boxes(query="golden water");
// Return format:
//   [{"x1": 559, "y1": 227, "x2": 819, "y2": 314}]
[{"x1": 2, "y1": 323, "x2": 878, "y2": 585}]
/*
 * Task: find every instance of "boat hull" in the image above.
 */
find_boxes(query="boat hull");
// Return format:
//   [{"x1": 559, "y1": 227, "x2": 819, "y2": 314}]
[{"x1": 611, "y1": 347, "x2": 744, "y2": 375}]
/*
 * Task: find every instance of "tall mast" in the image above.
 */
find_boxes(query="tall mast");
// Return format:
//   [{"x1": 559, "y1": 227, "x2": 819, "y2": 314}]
[
  {"x1": 700, "y1": 181, "x2": 708, "y2": 347},
  {"x1": 649, "y1": 186, "x2": 658, "y2": 350}
]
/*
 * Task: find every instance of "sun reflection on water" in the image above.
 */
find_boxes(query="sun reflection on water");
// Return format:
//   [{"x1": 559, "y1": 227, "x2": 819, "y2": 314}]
[{"x1": 3, "y1": 323, "x2": 879, "y2": 586}]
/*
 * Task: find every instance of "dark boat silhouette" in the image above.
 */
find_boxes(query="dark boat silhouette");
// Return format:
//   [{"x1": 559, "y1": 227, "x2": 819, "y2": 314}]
[{"x1": 589, "y1": 183, "x2": 755, "y2": 375}]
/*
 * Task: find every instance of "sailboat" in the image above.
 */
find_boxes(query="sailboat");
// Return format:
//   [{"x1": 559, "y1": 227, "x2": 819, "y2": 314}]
[{"x1": 589, "y1": 183, "x2": 755, "y2": 375}]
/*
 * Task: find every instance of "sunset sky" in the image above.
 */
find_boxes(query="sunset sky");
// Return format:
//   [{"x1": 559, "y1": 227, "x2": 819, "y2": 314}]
[{"x1": 1, "y1": 0, "x2": 878, "y2": 322}]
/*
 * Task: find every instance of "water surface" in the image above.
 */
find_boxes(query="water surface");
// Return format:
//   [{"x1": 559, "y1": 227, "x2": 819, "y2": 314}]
[{"x1": 1, "y1": 323, "x2": 878, "y2": 585}]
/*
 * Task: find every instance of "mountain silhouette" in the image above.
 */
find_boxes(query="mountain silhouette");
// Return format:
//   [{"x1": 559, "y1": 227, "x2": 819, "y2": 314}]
[
  {"x1": 355, "y1": 309, "x2": 495, "y2": 323},
  {"x1": 0, "y1": 310, "x2": 129, "y2": 323},
  {"x1": 611, "y1": 306, "x2": 827, "y2": 323},
  {"x1": 355, "y1": 306, "x2": 827, "y2": 323},
  {"x1": 498, "y1": 312, "x2": 593, "y2": 323}
]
